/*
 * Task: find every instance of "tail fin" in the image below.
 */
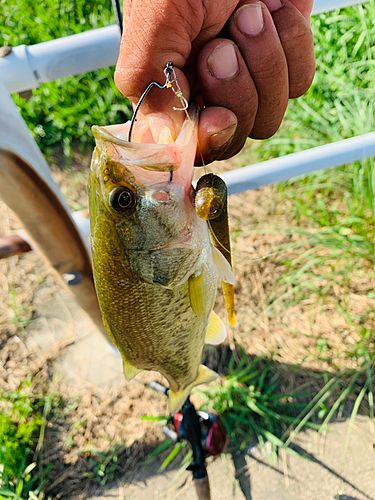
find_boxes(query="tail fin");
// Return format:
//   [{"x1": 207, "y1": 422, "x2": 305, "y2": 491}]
[
  {"x1": 122, "y1": 355, "x2": 141, "y2": 381},
  {"x1": 168, "y1": 365, "x2": 218, "y2": 413}
]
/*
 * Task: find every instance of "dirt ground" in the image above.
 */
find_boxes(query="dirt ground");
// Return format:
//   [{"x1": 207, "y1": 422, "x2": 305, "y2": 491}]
[{"x1": 1, "y1": 145, "x2": 374, "y2": 499}]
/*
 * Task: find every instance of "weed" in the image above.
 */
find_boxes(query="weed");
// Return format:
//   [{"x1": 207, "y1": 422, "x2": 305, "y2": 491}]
[
  {"x1": 0, "y1": 380, "x2": 57, "y2": 499},
  {"x1": 1, "y1": 0, "x2": 132, "y2": 157},
  {"x1": 197, "y1": 354, "x2": 319, "y2": 461},
  {"x1": 247, "y1": 2, "x2": 375, "y2": 310},
  {"x1": 7, "y1": 289, "x2": 34, "y2": 331},
  {"x1": 82, "y1": 445, "x2": 125, "y2": 486}
]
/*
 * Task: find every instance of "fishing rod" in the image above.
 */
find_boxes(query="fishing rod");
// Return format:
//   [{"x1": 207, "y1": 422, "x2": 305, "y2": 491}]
[{"x1": 148, "y1": 381, "x2": 227, "y2": 500}]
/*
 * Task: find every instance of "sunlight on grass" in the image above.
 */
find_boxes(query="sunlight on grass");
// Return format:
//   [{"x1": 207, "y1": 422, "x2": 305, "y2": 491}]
[
  {"x1": 1, "y1": 0, "x2": 374, "y2": 491},
  {"x1": 198, "y1": 354, "x2": 319, "y2": 461},
  {"x1": 0, "y1": 381, "x2": 57, "y2": 499},
  {"x1": 1, "y1": 0, "x2": 132, "y2": 157}
]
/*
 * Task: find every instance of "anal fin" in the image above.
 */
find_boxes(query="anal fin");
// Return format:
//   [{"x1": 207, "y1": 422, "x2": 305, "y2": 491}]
[
  {"x1": 205, "y1": 311, "x2": 227, "y2": 345},
  {"x1": 122, "y1": 355, "x2": 141, "y2": 381},
  {"x1": 168, "y1": 365, "x2": 218, "y2": 413}
]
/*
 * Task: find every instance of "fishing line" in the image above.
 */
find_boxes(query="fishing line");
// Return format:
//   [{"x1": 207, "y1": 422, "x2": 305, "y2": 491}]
[
  {"x1": 199, "y1": 152, "x2": 209, "y2": 176},
  {"x1": 207, "y1": 220, "x2": 231, "y2": 256},
  {"x1": 112, "y1": 0, "x2": 123, "y2": 34},
  {"x1": 128, "y1": 62, "x2": 189, "y2": 143},
  {"x1": 127, "y1": 80, "x2": 169, "y2": 143}
]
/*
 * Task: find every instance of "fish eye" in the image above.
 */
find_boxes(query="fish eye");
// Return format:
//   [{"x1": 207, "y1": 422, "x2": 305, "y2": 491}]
[{"x1": 109, "y1": 187, "x2": 136, "y2": 212}]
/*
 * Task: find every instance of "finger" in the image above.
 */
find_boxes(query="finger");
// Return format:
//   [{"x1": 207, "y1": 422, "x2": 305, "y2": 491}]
[
  {"x1": 289, "y1": 0, "x2": 314, "y2": 19},
  {"x1": 262, "y1": 0, "x2": 315, "y2": 98},
  {"x1": 115, "y1": 0, "x2": 197, "y2": 126},
  {"x1": 197, "y1": 39, "x2": 258, "y2": 160},
  {"x1": 229, "y1": 1, "x2": 288, "y2": 139},
  {"x1": 196, "y1": 107, "x2": 238, "y2": 164}
]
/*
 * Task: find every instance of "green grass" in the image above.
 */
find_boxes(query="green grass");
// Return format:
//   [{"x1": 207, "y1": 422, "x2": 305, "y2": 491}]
[
  {"x1": 198, "y1": 355, "x2": 318, "y2": 460},
  {"x1": 141, "y1": 355, "x2": 319, "y2": 469},
  {"x1": 1, "y1": 0, "x2": 374, "y2": 488},
  {"x1": 250, "y1": 3, "x2": 375, "y2": 388},
  {"x1": 242, "y1": 1, "x2": 375, "y2": 305},
  {"x1": 1, "y1": 0, "x2": 131, "y2": 158},
  {"x1": 256, "y1": 2, "x2": 375, "y2": 156},
  {"x1": 82, "y1": 445, "x2": 125, "y2": 487},
  {"x1": 0, "y1": 381, "x2": 57, "y2": 499}
]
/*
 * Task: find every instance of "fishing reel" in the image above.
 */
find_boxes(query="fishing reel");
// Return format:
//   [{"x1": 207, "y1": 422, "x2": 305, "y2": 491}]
[
  {"x1": 171, "y1": 405, "x2": 227, "y2": 458},
  {"x1": 148, "y1": 381, "x2": 227, "y2": 478}
]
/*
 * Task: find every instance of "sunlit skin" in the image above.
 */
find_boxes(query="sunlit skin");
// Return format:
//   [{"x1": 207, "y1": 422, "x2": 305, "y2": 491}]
[{"x1": 115, "y1": 0, "x2": 315, "y2": 163}]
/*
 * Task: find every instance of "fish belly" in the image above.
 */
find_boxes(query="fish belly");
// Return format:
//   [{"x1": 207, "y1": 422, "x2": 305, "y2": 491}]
[{"x1": 94, "y1": 263, "x2": 212, "y2": 391}]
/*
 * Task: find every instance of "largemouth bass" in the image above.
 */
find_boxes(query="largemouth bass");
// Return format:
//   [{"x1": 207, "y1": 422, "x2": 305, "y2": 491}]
[{"x1": 88, "y1": 114, "x2": 234, "y2": 412}]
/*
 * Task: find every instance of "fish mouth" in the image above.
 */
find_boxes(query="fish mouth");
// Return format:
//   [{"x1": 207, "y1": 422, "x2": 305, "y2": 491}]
[{"x1": 92, "y1": 108, "x2": 197, "y2": 149}]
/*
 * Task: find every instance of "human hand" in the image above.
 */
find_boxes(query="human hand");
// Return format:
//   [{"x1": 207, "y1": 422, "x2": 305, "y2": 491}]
[{"x1": 115, "y1": 0, "x2": 315, "y2": 163}]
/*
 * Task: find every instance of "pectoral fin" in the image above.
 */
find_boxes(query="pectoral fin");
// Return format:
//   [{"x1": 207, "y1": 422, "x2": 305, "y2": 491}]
[
  {"x1": 205, "y1": 311, "x2": 227, "y2": 345},
  {"x1": 168, "y1": 365, "x2": 218, "y2": 413},
  {"x1": 122, "y1": 355, "x2": 141, "y2": 381},
  {"x1": 188, "y1": 271, "x2": 209, "y2": 318}
]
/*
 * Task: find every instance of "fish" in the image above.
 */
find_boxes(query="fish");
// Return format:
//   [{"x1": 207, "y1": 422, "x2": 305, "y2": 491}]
[{"x1": 88, "y1": 112, "x2": 235, "y2": 413}]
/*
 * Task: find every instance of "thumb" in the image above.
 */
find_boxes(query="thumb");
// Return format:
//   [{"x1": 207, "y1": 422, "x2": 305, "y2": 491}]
[{"x1": 115, "y1": 0, "x2": 203, "y2": 119}]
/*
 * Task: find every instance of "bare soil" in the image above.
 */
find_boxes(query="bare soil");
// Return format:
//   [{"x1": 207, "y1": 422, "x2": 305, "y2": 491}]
[{"x1": 0, "y1": 144, "x2": 374, "y2": 498}]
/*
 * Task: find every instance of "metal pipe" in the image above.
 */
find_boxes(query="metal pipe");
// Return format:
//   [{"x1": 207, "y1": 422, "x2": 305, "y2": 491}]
[
  {"x1": 0, "y1": 25, "x2": 120, "y2": 93},
  {"x1": 221, "y1": 132, "x2": 375, "y2": 195},
  {"x1": 2, "y1": 130, "x2": 373, "y2": 261},
  {"x1": 0, "y1": 0, "x2": 368, "y2": 93},
  {"x1": 312, "y1": 0, "x2": 368, "y2": 14}
]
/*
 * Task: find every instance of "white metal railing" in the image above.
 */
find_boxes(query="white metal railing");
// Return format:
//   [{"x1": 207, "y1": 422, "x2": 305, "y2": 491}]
[
  {"x1": 223, "y1": 133, "x2": 375, "y2": 194},
  {"x1": 0, "y1": 0, "x2": 369, "y2": 94},
  {"x1": 0, "y1": 26, "x2": 120, "y2": 94},
  {"x1": 313, "y1": 0, "x2": 368, "y2": 13},
  {"x1": 0, "y1": 0, "x2": 372, "y2": 323},
  {"x1": 0, "y1": 0, "x2": 372, "y2": 197}
]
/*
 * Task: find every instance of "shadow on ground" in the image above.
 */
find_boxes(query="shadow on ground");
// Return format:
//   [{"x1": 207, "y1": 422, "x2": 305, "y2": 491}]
[{"x1": 39, "y1": 343, "x2": 374, "y2": 499}]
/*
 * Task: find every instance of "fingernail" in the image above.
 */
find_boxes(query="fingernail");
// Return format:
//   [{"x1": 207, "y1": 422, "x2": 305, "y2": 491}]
[
  {"x1": 209, "y1": 123, "x2": 237, "y2": 150},
  {"x1": 208, "y1": 43, "x2": 239, "y2": 80},
  {"x1": 262, "y1": 0, "x2": 282, "y2": 12},
  {"x1": 236, "y1": 3, "x2": 264, "y2": 36}
]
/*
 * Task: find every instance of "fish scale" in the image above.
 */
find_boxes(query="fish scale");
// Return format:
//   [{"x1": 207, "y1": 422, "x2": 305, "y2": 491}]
[{"x1": 93, "y1": 244, "x2": 215, "y2": 389}]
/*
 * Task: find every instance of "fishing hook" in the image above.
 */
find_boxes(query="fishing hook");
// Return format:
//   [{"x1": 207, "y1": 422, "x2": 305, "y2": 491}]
[{"x1": 127, "y1": 61, "x2": 189, "y2": 143}]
